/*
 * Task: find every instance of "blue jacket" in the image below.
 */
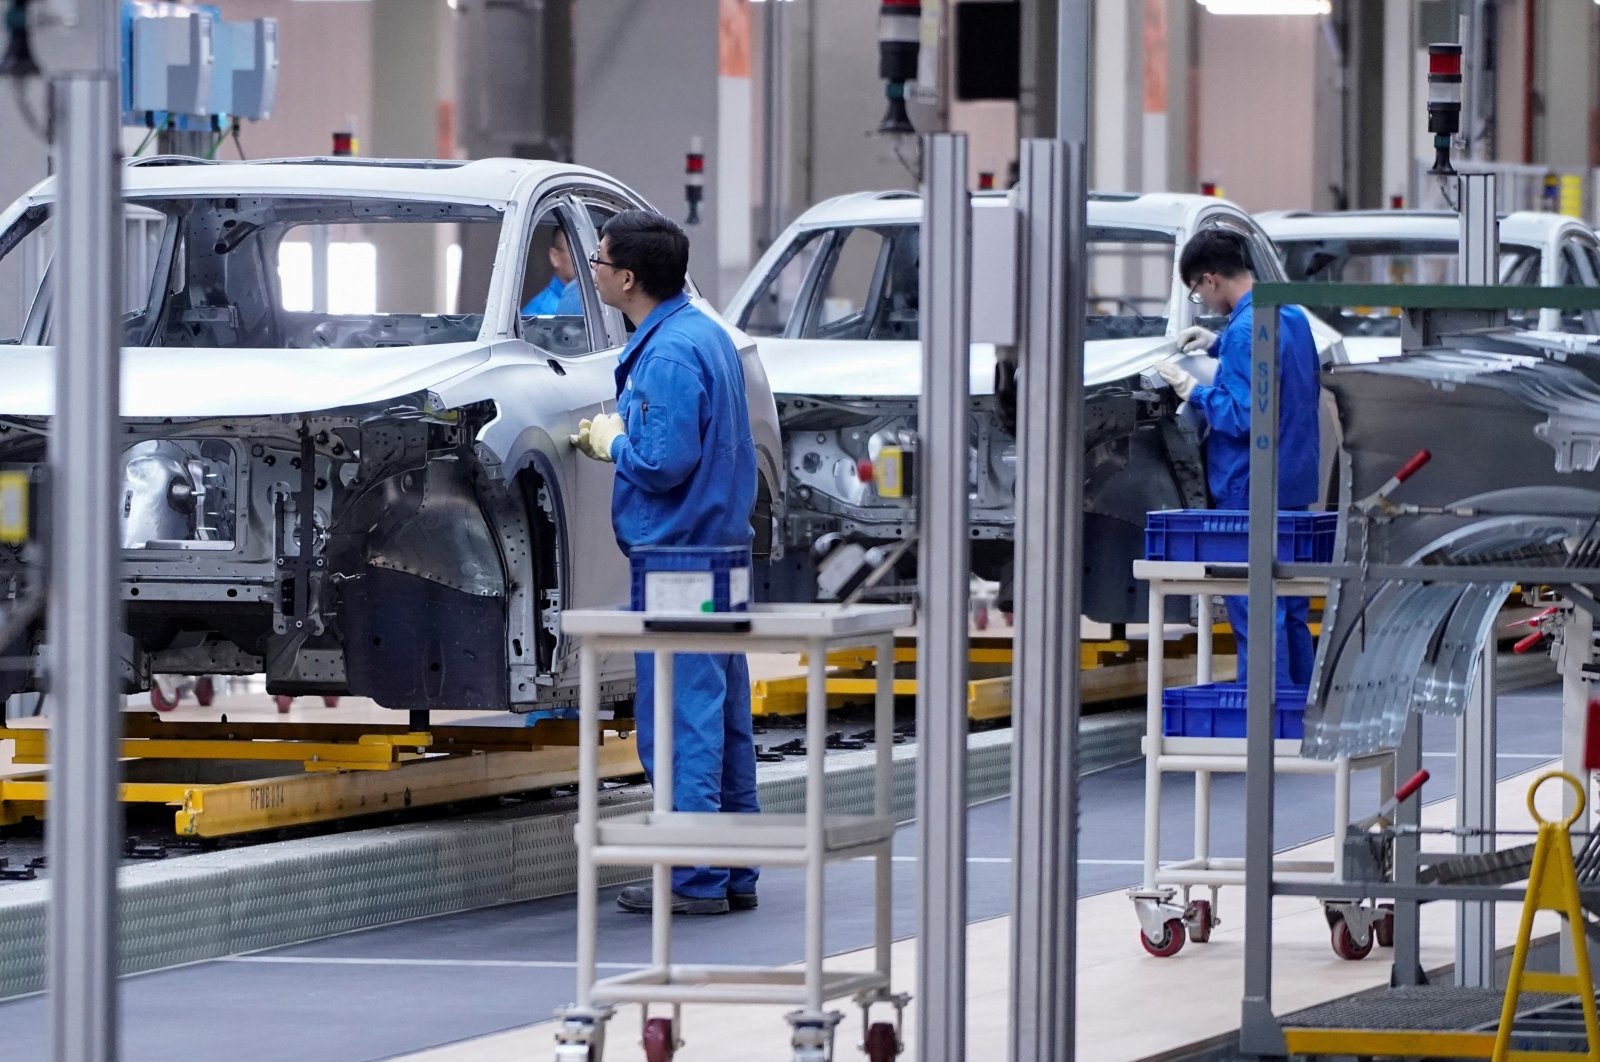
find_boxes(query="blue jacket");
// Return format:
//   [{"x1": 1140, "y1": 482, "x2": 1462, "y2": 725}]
[
  {"x1": 609, "y1": 292, "x2": 757, "y2": 553},
  {"x1": 1188, "y1": 291, "x2": 1321, "y2": 509},
  {"x1": 523, "y1": 278, "x2": 583, "y2": 317}
]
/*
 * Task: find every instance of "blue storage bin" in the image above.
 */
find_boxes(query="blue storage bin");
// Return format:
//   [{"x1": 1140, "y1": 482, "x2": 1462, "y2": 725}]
[
  {"x1": 629, "y1": 545, "x2": 752, "y2": 613},
  {"x1": 1144, "y1": 509, "x2": 1337, "y2": 564},
  {"x1": 1161, "y1": 683, "x2": 1310, "y2": 739}
]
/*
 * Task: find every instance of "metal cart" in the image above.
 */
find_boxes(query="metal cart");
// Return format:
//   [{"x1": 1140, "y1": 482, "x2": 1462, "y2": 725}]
[
  {"x1": 1129, "y1": 559, "x2": 1397, "y2": 958},
  {"x1": 554, "y1": 603, "x2": 914, "y2": 1062}
]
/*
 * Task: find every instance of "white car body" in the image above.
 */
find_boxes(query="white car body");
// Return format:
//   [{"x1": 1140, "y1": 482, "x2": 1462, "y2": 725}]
[
  {"x1": 1257, "y1": 209, "x2": 1600, "y2": 362},
  {"x1": 725, "y1": 189, "x2": 1345, "y2": 621},
  {"x1": 0, "y1": 156, "x2": 782, "y2": 710}
]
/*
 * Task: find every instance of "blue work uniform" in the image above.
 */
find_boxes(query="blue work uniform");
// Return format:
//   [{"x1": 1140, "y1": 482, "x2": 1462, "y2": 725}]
[
  {"x1": 1187, "y1": 291, "x2": 1321, "y2": 688},
  {"x1": 610, "y1": 291, "x2": 760, "y2": 900},
  {"x1": 554, "y1": 279, "x2": 583, "y2": 316},
  {"x1": 522, "y1": 276, "x2": 565, "y2": 316}
]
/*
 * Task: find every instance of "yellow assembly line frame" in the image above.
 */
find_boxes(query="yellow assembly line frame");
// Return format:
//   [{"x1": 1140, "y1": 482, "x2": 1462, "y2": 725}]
[{"x1": 0, "y1": 718, "x2": 643, "y2": 837}]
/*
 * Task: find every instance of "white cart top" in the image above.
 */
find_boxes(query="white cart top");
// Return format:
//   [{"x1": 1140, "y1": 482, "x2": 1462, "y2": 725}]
[{"x1": 560, "y1": 602, "x2": 915, "y2": 641}]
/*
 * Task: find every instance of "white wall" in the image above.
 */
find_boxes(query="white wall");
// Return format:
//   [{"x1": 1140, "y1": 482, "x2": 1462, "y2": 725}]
[{"x1": 1193, "y1": 13, "x2": 1326, "y2": 212}]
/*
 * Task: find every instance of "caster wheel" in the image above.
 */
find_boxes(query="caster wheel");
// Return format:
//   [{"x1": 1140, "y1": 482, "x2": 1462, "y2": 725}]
[
  {"x1": 150, "y1": 683, "x2": 180, "y2": 713},
  {"x1": 1186, "y1": 899, "x2": 1213, "y2": 944},
  {"x1": 194, "y1": 677, "x2": 215, "y2": 707},
  {"x1": 322, "y1": 696, "x2": 340, "y2": 708},
  {"x1": 1375, "y1": 903, "x2": 1395, "y2": 948},
  {"x1": 275, "y1": 695, "x2": 294, "y2": 713},
  {"x1": 864, "y1": 1021, "x2": 899, "y2": 1061},
  {"x1": 1331, "y1": 917, "x2": 1374, "y2": 960},
  {"x1": 1140, "y1": 918, "x2": 1186, "y2": 958},
  {"x1": 642, "y1": 1017, "x2": 674, "y2": 1062}
]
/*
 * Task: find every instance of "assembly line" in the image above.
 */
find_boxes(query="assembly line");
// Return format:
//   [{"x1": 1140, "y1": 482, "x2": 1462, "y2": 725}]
[{"x1": 9, "y1": 2, "x2": 1600, "y2": 1061}]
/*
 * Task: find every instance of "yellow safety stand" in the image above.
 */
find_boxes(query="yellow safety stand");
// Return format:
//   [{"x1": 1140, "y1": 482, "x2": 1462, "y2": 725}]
[{"x1": 1493, "y1": 771, "x2": 1600, "y2": 1062}]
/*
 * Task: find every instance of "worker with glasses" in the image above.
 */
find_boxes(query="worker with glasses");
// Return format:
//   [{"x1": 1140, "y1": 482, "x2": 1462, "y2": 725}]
[
  {"x1": 570, "y1": 210, "x2": 761, "y2": 916},
  {"x1": 1158, "y1": 229, "x2": 1322, "y2": 688}
]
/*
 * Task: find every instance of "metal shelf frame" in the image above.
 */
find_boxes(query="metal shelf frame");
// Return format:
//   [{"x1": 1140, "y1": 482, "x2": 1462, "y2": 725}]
[
  {"x1": 555, "y1": 603, "x2": 913, "y2": 1061},
  {"x1": 1237, "y1": 280, "x2": 1600, "y2": 1056}
]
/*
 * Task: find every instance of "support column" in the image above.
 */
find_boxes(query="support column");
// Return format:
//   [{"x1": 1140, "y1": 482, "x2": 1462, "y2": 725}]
[
  {"x1": 916, "y1": 133, "x2": 971, "y2": 1062},
  {"x1": 1381, "y1": 0, "x2": 1419, "y2": 205},
  {"x1": 1455, "y1": 645, "x2": 1497, "y2": 987},
  {"x1": 48, "y1": 3, "x2": 124, "y2": 1055},
  {"x1": 1535, "y1": 0, "x2": 1599, "y2": 175},
  {"x1": 370, "y1": 0, "x2": 446, "y2": 312}
]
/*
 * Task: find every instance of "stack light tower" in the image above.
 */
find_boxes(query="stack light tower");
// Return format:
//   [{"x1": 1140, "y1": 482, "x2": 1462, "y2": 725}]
[
  {"x1": 877, "y1": 0, "x2": 919, "y2": 135},
  {"x1": 1427, "y1": 42, "x2": 1463, "y2": 176}
]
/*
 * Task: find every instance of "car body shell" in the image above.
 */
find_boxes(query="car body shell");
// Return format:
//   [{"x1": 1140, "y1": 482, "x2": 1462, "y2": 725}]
[
  {"x1": 0, "y1": 157, "x2": 783, "y2": 709},
  {"x1": 1257, "y1": 208, "x2": 1600, "y2": 362},
  {"x1": 725, "y1": 189, "x2": 1346, "y2": 620}
]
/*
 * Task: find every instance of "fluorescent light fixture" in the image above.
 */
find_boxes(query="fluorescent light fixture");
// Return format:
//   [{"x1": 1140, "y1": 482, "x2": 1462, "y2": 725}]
[{"x1": 1198, "y1": 0, "x2": 1331, "y2": 13}]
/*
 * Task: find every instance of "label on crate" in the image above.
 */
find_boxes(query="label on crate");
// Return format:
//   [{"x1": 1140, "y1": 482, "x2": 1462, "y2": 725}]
[
  {"x1": 645, "y1": 570, "x2": 716, "y2": 613},
  {"x1": 729, "y1": 565, "x2": 750, "y2": 609}
]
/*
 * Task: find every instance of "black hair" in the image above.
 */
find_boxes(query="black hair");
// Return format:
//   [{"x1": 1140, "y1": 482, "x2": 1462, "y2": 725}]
[
  {"x1": 600, "y1": 209, "x2": 689, "y2": 301},
  {"x1": 1178, "y1": 229, "x2": 1253, "y2": 287}
]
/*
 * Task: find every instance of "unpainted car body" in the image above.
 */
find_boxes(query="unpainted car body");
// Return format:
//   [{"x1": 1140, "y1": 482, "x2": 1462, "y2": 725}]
[
  {"x1": 1257, "y1": 209, "x2": 1600, "y2": 362},
  {"x1": 725, "y1": 189, "x2": 1346, "y2": 622},
  {"x1": 0, "y1": 157, "x2": 783, "y2": 710}
]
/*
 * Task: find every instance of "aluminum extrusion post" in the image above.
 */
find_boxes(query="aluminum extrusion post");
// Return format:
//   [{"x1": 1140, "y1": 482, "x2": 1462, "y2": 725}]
[
  {"x1": 759, "y1": 0, "x2": 789, "y2": 249},
  {"x1": 1240, "y1": 296, "x2": 1286, "y2": 1057},
  {"x1": 48, "y1": 71, "x2": 124, "y2": 1062},
  {"x1": 1458, "y1": 173, "x2": 1498, "y2": 282},
  {"x1": 1055, "y1": 0, "x2": 1090, "y2": 144},
  {"x1": 1560, "y1": 605, "x2": 1594, "y2": 978},
  {"x1": 1455, "y1": 643, "x2": 1496, "y2": 987},
  {"x1": 916, "y1": 133, "x2": 971, "y2": 1062},
  {"x1": 1392, "y1": 715, "x2": 1424, "y2": 985},
  {"x1": 1008, "y1": 137, "x2": 1086, "y2": 1062}
]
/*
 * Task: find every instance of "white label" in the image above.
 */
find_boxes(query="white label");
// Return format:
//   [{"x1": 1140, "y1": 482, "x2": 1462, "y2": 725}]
[
  {"x1": 645, "y1": 571, "x2": 715, "y2": 614},
  {"x1": 728, "y1": 565, "x2": 750, "y2": 609}
]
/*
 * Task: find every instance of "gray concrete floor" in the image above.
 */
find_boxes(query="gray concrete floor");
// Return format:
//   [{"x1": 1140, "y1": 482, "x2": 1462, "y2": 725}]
[{"x1": 0, "y1": 685, "x2": 1563, "y2": 1061}]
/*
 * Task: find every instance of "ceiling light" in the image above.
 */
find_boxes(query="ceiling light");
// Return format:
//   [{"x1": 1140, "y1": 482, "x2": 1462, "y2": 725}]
[{"x1": 1197, "y1": 0, "x2": 1332, "y2": 14}]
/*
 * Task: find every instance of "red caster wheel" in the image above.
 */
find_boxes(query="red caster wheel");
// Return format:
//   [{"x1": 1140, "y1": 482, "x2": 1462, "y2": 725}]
[
  {"x1": 1331, "y1": 917, "x2": 1374, "y2": 960},
  {"x1": 194, "y1": 677, "x2": 215, "y2": 707},
  {"x1": 322, "y1": 696, "x2": 340, "y2": 708},
  {"x1": 1374, "y1": 903, "x2": 1395, "y2": 948},
  {"x1": 1140, "y1": 918, "x2": 1186, "y2": 957},
  {"x1": 150, "y1": 683, "x2": 180, "y2": 713},
  {"x1": 642, "y1": 1016, "x2": 675, "y2": 1062},
  {"x1": 275, "y1": 695, "x2": 294, "y2": 713},
  {"x1": 864, "y1": 1021, "x2": 899, "y2": 1060},
  {"x1": 1185, "y1": 899, "x2": 1213, "y2": 944}
]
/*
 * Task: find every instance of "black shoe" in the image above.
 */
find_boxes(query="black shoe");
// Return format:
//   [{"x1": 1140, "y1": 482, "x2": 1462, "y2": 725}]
[
  {"x1": 616, "y1": 885, "x2": 729, "y2": 915},
  {"x1": 729, "y1": 892, "x2": 759, "y2": 911}
]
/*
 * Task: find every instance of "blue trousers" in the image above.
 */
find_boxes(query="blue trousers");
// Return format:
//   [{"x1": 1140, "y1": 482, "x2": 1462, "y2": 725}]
[
  {"x1": 1224, "y1": 593, "x2": 1314, "y2": 688},
  {"x1": 635, "y1": 652, "x2": 761, "y2": 898}
]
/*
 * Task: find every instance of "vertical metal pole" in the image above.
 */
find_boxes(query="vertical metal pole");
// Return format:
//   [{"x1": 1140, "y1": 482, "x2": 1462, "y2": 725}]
[
  {"x1": 1455, "y1": 642, "x2": 1496, "y2": 987},
  {"x1": 48, "y1": 69, "x2": 124, "y2": 1062},
  {"x1": 759, "y1": 0, "x2": 789, "y2": 250},
  {"x1": 1240, "y1": 294, "x2": 1284, "y2": 1056},
  {"x1": 1560, "y1": 605, "x2": 1593, "y2": 976},
  {"x1": 576, "y1": 641, "x2": 600, "y2": 1008},
  {"x1": 652, "y1": 649, "x2": 673, "y2": 972},
  {"x1": 1008, "y1": 136, "x2": 1086, "y2": 1062},
  {"x1": 917, "y1": 132, "x2": 970, "y2": 1062},
  {"x1": 310, "y1": 227, "x2": 330, "y2": 315},
  {"x1": 1392, "y1": 715, "x2": 1424, "y2": 985},
  {"x1": 1055, "y1": 0, "x2": 1091, "y2": 144},
  {"x1": 1458, "y1": 173, "x2": 1499, "y2": 283}
]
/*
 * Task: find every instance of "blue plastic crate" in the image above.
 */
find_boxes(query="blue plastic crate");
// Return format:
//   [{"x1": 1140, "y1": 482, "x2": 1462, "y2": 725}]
[
  {"x1": 1161, "y1": 683, "x2": 1310, "y2": 739},
  {"x1": 1144, "y1": 509, "x2": 1338, "y2": 564},
  {"x1": 629, "y1": 545, "x2": 752, "y2": 613}
]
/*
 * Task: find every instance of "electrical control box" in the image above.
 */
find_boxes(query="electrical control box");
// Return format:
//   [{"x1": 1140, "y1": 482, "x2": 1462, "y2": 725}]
[
  {"x1": 130, "y1": 10, "x2": 215, "y2": 117},
  {"x1": 213, "y1": 18, "x2": 278, "y2": 121}
]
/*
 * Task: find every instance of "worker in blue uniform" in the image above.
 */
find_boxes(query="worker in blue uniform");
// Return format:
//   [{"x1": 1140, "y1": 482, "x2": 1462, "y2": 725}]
[
  {"x1": 1157, "y1": 229, "x2": 1321, "y2": 688},
  {"x1": 522, "y1": 225, "x2": 585, "y2": 317},
  {"x1": 571, "y1": 209, "x2": 760, "y2": 916}
]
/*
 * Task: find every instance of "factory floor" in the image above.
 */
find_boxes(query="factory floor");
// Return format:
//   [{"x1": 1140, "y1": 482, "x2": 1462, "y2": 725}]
[{"x1": 0, "y1": 683, "x2": 1566, "y2": 1061}]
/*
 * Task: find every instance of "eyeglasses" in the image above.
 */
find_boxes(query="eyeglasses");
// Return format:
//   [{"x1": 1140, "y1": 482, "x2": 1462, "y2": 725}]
[
  {"x1": 1185, "y1": 279, "x2": 1206, "y2": 305},
  {"x1": 588, "y1": 253, "x2": 621, "y2": 271}
]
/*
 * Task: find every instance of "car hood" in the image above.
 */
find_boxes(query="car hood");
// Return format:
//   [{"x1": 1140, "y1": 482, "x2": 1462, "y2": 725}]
[
  {"x1": 757, "y1": 336, "x2": 1182, "y2": 398},
  {"x1": 0, "y1": 342, "x2": 490, "y2": 417}
]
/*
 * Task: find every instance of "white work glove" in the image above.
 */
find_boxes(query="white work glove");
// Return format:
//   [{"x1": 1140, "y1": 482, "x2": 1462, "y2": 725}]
[
  {"x1": 571, "y1": 412, "x2": 625, "y2": 462},
  {"x1": 1176, "y1": 325, "x2": 1217, "y2": 353},
  {"x1": 1156, "y1": 361, "x2": 1199, "y2": 402}
]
